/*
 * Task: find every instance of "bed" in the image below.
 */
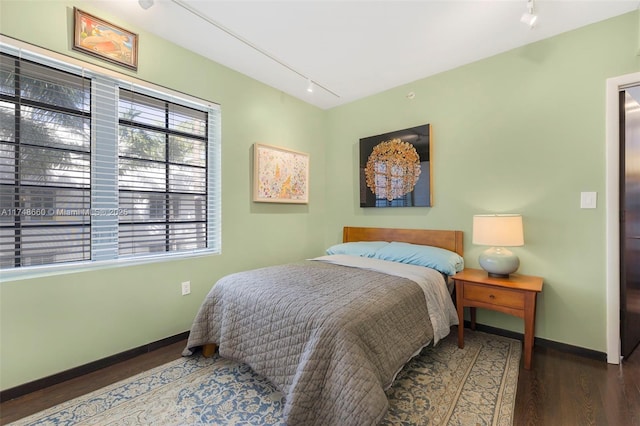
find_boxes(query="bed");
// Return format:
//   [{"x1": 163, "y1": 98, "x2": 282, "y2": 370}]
[{"x1": 183, "y1": 226, "x2": 464, "y2": 425}]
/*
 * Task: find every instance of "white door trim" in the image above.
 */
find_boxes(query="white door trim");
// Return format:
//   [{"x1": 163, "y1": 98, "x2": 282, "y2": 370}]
[{"x1": 606, "y1": 71, "x2": 640, "y2": 364}]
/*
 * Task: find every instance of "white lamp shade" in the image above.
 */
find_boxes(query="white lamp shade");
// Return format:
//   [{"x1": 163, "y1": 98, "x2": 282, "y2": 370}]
[{"x1": 472, "y1": 214, "x2": 524, "y2": 247}]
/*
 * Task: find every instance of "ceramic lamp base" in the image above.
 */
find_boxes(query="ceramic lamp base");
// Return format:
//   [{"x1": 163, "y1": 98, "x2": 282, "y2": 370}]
[{"x1": 478, "y1": 247, "x2": 520, "y2": 278}]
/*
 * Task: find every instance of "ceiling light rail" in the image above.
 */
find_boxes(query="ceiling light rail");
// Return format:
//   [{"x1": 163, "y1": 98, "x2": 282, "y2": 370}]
[{"x1": 167, "y1": 0, "x2": 340, "y2": 99}]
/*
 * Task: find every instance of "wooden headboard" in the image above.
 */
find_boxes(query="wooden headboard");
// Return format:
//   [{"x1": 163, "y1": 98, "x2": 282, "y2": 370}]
[{"x1": 343, "y1": 226, "x2": 464, "y2": 257}]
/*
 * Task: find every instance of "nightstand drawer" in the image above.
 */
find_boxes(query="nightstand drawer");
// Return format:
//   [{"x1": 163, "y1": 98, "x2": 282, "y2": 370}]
[{"x1": 464, "y1": 283, "x2": 525, "y2": 309}]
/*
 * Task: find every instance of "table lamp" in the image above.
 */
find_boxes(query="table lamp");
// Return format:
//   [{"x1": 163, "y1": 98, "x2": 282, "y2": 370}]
[{"x1": 472, "y1": 214, "x2": 524, "y2": 278}]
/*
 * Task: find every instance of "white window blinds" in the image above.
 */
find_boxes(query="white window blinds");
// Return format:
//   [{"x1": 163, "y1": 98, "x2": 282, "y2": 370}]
[
  {"x1": 0, "y1": 53, "x2": 92, "y2": 268},
  {"x1": 117, "y1": 88, "x2": 208, "y2": 256},
  {"x1": 0, "y1": 44, "x2": 221, "y2": 274}
]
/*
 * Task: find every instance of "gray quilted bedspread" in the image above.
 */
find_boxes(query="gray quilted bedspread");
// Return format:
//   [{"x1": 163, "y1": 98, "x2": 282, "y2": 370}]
[{"x1": 183, "y1": 259, "x2": 449, "y2": 425}]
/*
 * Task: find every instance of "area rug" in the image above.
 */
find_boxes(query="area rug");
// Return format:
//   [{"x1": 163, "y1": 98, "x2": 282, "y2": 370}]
[{"x1": 10, "y1": 330, "x2": 521, "y2": 426}]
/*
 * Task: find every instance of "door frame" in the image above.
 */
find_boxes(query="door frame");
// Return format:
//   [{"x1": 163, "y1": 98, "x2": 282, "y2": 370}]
[{"x1": 606, "y1": 71, "x2": 640, "y2": 364}]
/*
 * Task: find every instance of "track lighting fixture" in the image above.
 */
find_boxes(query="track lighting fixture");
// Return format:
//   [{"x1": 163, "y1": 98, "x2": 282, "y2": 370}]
[
  {"x1": 138, "y1": 0, "x2": 154, "y2": 10},
  {"x1": 169, "y1": 0, "x2": 339, "y2": 98},
  {"x1": 520, "y1": 0, "x2": 537, "y2": 28}
]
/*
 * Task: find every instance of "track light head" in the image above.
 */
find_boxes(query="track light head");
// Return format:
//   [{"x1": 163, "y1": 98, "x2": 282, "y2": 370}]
[
  {"x1": 520, "y1": 12, "x2": 537, "y2": 27},
  {"x1": 139, "y1": 0, "x2": 154, "y2": 10},
  {"x1": 306, "y1": 79, "x2": 314, "y2": 93},
  {"x1": 520, "y1": 0, "x2": 537, "y2": 28}
]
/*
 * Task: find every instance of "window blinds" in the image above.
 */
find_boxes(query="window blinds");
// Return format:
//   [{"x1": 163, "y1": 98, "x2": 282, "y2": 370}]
[
  {"x1": 0, "y1": 53, "x2": 92, "y2": 268},
  {"x1": 117, "y1": 88, "x2": 208, "y2": 256},
  {"x1": 0, "y1": 44, "x2": 221, "y2": 273}
]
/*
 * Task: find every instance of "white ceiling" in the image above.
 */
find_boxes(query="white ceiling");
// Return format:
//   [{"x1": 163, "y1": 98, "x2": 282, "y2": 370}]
[{"x1": 82, "y1": 0, "x2": 639, "y2": 109}]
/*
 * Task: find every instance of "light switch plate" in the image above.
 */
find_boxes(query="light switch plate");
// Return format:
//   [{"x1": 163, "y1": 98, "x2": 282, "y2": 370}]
[{"x1": 580, "y1": 192, "x2": 597, "y2": 209}]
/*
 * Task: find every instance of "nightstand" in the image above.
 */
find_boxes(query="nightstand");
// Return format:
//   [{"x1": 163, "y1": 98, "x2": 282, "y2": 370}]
[{"x1": 452, "y1": 268, "x2": 543, "y2": 370}]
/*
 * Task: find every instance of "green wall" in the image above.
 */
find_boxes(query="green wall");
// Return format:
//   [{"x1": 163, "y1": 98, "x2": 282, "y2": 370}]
[
  {"x1": 1, "y1": 0, "x2": 638, "y2": 392},
  {"x1": 0, "y1": 0, "x2": 327, "y2": 391},
  {"x1": 324, "y1": 12, "x2": 639, "y2": 353}
]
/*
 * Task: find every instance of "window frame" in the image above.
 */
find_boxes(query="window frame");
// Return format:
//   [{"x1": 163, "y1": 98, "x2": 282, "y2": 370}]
[{"x1": 0, "y1": 40, "x2": 221, "y2": 282}]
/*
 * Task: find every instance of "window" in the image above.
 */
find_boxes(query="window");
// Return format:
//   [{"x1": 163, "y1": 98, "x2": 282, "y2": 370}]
[
  {"x1": 118, "y1": 89, "x2": 208, "y2": 256},
  {"x1": 0, "y1": 46, "x2": 220, "y2": 274},
  {"x1": 0, "y1": 55, "x2": 92, "y2": 268}
]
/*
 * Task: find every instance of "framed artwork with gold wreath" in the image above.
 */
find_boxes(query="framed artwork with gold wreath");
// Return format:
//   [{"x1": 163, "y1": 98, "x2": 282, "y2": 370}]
[{"x1": 359, "y1": 124, "x2": 432, "y2": 207}]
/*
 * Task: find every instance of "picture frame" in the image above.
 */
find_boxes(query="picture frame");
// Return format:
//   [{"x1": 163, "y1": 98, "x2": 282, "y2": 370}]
[
  {"x1": 359, "y1": 124, "x2": 432, "y2": 207},
  {"x1": 253, "y1": 143, "x2": 309, "y2": 204},
  {"x1": 73, "y1": 8, "x2": 139, "y2": 70}
]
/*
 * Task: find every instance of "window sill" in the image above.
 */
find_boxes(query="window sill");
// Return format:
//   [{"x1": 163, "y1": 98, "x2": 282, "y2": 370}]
[{"x1": 0, "y1": 249, "x2": 220, "y2": 283}]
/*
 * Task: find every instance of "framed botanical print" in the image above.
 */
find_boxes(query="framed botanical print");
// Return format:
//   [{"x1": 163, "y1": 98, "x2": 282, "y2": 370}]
[{"x1": 253, "y1": 143, "x2": 309, "y2": 204}]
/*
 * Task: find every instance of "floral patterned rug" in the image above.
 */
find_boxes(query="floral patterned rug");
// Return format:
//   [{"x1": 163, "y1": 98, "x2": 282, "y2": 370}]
[{"x1": 10, "y1": 329, "x2": 520, "y2": 426}]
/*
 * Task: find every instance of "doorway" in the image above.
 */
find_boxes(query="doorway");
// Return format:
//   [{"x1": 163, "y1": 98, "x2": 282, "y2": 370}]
[
  {"x1": 620, "y1": 86, "x2": 640, "y2": 358},
  {"x1": 606, "y1": 72, "x2": 640, "y2": 364}
]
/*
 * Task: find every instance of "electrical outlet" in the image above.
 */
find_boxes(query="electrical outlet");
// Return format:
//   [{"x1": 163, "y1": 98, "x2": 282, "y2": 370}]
[{"x1": 181, "y1": 281, "x2": 191, "y2": 296}]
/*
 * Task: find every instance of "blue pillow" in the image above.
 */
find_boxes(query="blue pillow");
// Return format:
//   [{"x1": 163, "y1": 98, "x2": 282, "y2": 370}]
[
  {"x1": 325, "y1": 241, "x2": 389, "y2": 258},
  {"x1": 373, "y1": 241, "x2": 464, "y2": 275}
]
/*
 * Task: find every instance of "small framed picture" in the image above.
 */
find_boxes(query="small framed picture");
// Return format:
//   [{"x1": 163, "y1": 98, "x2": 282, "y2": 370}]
[
  {"x1": 253, "y1": 143, "x2": 309, "y2": 204},
  {"x1": 73, "y1": 8, "x2": 139, "y2": 70}
]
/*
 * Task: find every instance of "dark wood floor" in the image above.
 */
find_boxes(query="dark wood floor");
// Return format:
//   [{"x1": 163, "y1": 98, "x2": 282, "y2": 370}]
[
  {"x1": 1, "y1": 338, "x2": 639, "y2": 425},
  {"x1": 514, "y1": 344, "x2": 640, "y2": 426}
]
